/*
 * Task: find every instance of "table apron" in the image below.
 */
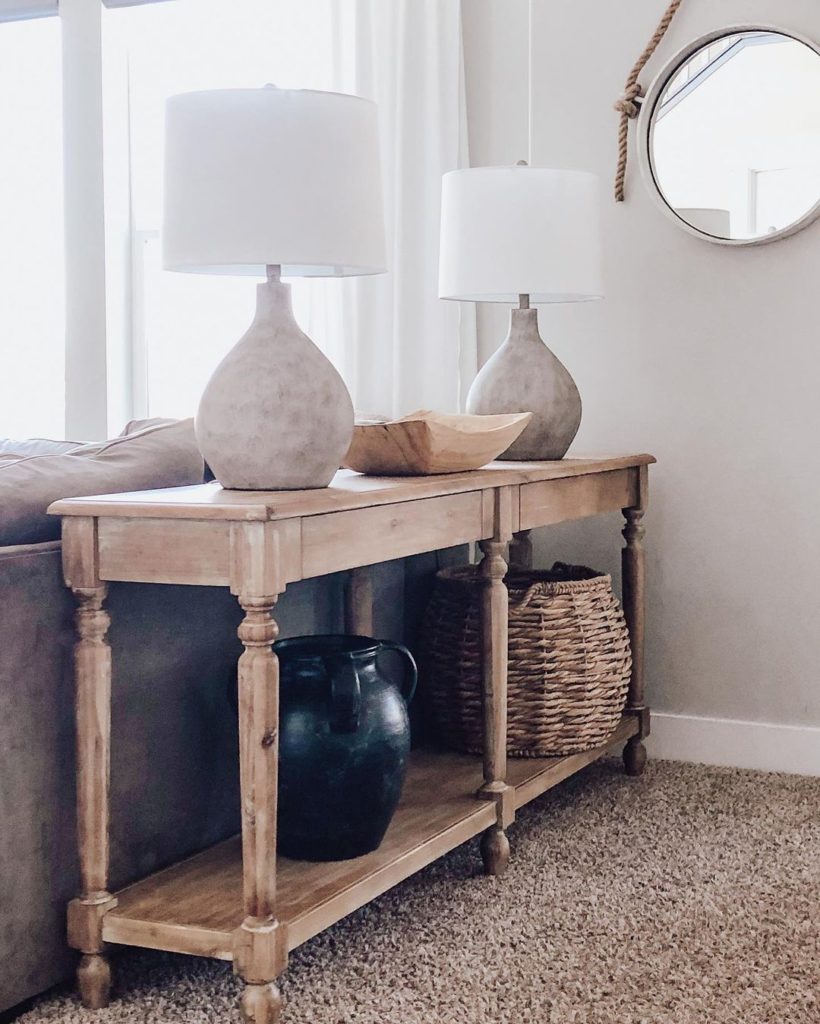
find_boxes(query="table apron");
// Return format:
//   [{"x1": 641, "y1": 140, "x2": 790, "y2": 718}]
[
  {"x1": 301, "y1": 491, "x2": 488, "y2": 577},
  {"x1": 94, "y1": 475, "x2": 639, "y2": 587},
  {"x1": 98, "y1": 518, "x2": 233, "y2": 586},
  {"x1": 519, "y1": 468, "x2": 639, "y2": 530},
  {"x1": 95, "y1": 490, "x2": 492, "y2": 587}
]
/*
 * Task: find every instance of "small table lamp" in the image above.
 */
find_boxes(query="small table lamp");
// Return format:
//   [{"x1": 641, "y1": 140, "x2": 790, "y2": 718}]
[
  {"x1": 439, "y1": 165, "x2": 602, "y2": 460},
  {"x1": 163, "y1": 87, "x2": 386, "y2": 490}
]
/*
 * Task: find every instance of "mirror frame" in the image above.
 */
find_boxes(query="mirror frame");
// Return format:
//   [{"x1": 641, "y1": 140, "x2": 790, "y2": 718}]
[{"x1": 637, "y1": 24, "x2": 820, "y2": 246}]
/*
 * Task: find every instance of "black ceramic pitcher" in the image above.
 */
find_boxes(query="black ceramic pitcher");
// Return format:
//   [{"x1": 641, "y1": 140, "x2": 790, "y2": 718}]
[{"x1": 274, "y1": 634, "x2": 417, "y2": 862}]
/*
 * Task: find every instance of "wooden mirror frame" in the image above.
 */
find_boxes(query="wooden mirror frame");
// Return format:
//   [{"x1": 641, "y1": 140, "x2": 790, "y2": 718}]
[{"x1": 637, "y1": 24, "x2": 820, "y2": 246}]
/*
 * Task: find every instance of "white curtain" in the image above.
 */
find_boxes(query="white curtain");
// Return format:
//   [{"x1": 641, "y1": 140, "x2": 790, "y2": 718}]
[
  {"x1": 328, "y1": 0, "x2": 477, "y2": 418},
  {"x1": 43, "y1": 0, "x2": 475, "y2": 427}
]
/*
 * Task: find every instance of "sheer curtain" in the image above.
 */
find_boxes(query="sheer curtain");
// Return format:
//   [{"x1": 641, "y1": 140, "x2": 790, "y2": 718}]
[
  {"x1": 1, "y1": 1, "x2": 473, "y2": 438},
  {"x1": 102, "y1": 0, "x2": 344, "y2": 423},
  {"x1": 102, "y1": 0, "x2": 475, "y2": 424},
  {"x1": 331, "y1": 0, "x2": 476, "y2": 417},
  {"x1": 0, "y1": 14, "x2": 64, "y2": 438}
]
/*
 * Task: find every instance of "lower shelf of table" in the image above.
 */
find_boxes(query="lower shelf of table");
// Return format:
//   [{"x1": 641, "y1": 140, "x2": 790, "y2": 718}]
[{"x1": 101, "y1": 715, "x2": 637, "y2": 961}]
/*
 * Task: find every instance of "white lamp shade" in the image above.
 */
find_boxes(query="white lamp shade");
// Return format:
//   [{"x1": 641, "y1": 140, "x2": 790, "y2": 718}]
[
  {"x1": 163, "y1": 87, "x2": 386, "y2": 277},
  {"x1": 438, "y1": 166, "x2": 603, "y2": 302}
]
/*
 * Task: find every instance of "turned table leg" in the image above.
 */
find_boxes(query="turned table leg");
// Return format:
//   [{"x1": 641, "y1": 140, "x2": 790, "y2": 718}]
[
  {"x1": 477, "y1": 535, "x2": 512, "y2": 876},
  {"x1": 622, "y1": 479, "x2": 649, "y2": 776},
  {"x1": 69, "y1": 583, "x2": 116, "y2": 1008},
  {"x1": 233, "y1": 595, "x2": 287, "y2": 1023}
]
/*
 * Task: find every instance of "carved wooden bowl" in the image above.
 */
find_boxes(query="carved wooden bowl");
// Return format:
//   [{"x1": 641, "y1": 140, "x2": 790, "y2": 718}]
[{"x1": 342, "y1": 409, "x2": 532, "y2": 476}]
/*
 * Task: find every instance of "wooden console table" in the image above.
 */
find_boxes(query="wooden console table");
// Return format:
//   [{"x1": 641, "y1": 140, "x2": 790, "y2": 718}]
[{"x1": 50, "y1": 454, "x2": 654, "y2": 1023}]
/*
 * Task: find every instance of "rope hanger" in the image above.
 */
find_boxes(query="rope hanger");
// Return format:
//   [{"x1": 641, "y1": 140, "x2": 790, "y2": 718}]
[{"x1": 613, "y1": 0, "x2": 685, "y2": 202}]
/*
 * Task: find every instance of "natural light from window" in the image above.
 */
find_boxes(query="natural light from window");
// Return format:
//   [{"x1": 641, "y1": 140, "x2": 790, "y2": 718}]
[
  {"x1": 102, "y1": 0, "x2": 346, "y2": 422},
  {"x1": 0, "y1": 16, "x2": 64, "y2": 440}
]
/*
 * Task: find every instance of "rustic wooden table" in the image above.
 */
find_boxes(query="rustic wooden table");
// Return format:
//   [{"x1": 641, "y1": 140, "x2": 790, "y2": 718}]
[{"x1": 50, "y1": 454, "x2": 654, "y2": 1023}]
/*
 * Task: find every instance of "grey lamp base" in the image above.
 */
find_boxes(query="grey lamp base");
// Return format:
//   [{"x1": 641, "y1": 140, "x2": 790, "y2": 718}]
[
  {"x1": 195, "y1": 278, "x2": 354, "y2": 490},
  {"x1": 465, "y1": 307, "x2": 581, "y2": 460}
]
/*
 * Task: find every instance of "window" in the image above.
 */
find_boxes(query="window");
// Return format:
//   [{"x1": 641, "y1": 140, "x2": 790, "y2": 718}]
[
  {"x1": 0, "y1": 0, "x2": 345, "y2": 439},
  {"x1": 102, "y1": 0, "x2": 344, "y2": 421},
  {"x1": 0, "y1": 14, "x2": 64, "y2": 438},
  {"x1": 1, "y1": 1, "x2": 464, "y2": 436}
]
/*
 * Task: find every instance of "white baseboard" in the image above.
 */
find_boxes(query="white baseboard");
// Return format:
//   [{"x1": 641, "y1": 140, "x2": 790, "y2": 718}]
[{"x1": 646, "y1": 711, "x2": 820, "y2": 776}]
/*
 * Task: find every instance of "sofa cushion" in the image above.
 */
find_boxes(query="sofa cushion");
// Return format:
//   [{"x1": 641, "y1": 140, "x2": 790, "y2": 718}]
[
  {"x1": 119, "y1": 417, "x2": 178, "y2": 436},
  {"x1": 0, "y1": 437, "x2": 83, "y2": 458},
  {"x1": 0, "y1": 420, "x2": 173, "y2": 458},
  {"x1": 0, "y1": 419, "x2": 205, "y2": 546},
  {"x1": 117, "y1": 416, "x2": 219, "y2": 480}
]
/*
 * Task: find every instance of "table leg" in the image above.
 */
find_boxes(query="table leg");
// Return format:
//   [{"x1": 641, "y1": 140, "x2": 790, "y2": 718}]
[
  {"x1": 68, "y1": 584, "x2": 116, "y2": 1009},
  {"x1": 477, "y1": 538, "x2": 511, "y2": 876},
  {"x1": 622, "y1": 502, "x2": 649, "y2": 776},
  {"x1": 345, "y1": 565, "x2": 374, "y2": 636},
  {"x1": 234, "y1": 595, "x2": 287, "y2": 1023}
]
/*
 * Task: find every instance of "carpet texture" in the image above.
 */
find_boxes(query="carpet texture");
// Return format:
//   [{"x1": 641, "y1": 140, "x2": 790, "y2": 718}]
[{"x1": 20, "y1": 759, "x2": 820, "y2": 1024}]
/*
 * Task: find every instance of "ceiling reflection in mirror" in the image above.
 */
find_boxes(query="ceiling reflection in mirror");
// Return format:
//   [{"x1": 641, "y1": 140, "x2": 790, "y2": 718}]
[{"x1": 650, "y1": 30, "x2": 820, "y2": 241}]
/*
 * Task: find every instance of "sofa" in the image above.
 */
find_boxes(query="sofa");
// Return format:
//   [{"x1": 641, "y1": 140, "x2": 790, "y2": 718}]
[{"x1": 0, "y1": 419, "x2": 248, "y2": 1012}]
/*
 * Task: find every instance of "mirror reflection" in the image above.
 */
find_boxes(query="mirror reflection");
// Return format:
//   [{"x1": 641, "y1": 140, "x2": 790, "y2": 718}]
[{"x1": 650, "y1": 30, "x2": 820, "y2": 241}]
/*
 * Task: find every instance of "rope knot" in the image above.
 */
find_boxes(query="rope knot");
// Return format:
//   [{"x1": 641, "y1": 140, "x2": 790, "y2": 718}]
[
  {"x1": 613, "y1": 0, "x2": 684, "y2": 202},
  {"x1": 614, "y1": 83, "x2": 644, "y2": 119}
]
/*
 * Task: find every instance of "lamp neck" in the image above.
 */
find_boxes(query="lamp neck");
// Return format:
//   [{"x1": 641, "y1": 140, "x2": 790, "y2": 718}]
[
  {"x1": 518, "y1": 293, "x2": 530, "y2": 310},
  {"x1": 266, "y1": 263, "x2": 282, "y2": 283},
  {"x1": 255, "y1": 272, "x2": 294, "y2": 325},
  {"x1": 507, "y1": 305, "x2": 542, "y2": 346}
]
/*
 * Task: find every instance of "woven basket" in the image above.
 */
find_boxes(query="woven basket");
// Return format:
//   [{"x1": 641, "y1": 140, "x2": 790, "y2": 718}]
[{"x1": 420, "y1": 562, "x2": 632, "y2": 757}]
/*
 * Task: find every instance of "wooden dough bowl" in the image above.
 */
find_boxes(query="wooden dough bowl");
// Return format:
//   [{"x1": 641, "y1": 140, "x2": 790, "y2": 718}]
[{"x1": 343, "y1": 410, "x2": 532, "y2": 476}]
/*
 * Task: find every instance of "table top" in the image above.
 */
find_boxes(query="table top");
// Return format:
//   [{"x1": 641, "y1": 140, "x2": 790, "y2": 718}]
[{"x1": 48, "y1": 455, "x2": 655, "y2": 523}]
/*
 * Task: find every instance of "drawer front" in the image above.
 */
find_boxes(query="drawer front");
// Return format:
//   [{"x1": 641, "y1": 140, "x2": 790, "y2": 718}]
[
  {"x1": 302, "y1": 491, "x2": 486, "y2": 578},
  {"x1": 98, "y1": 518, "x2": 233, "y2": 585},
  {"x1": 519, "y1": 468, "x2": 638, "y2": 530}
]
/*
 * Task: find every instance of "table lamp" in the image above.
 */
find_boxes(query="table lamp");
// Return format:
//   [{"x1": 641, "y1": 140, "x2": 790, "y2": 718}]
[
  {"x1": 439, "y1": 165, "x2": 602, "y2": 460},
  {"x1": 163, "y1": 87, "x2": 386, "y2": 490}
]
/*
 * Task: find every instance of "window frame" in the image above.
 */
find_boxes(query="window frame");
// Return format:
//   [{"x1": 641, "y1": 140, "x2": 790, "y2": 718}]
[{"x1": 0, "y1": 0, "x2": 173, "y2": 439}]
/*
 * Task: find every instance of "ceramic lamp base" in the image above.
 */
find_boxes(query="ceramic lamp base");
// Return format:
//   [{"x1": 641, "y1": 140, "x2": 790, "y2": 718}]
[
  {"x1": 466, "y1": 307, "x2": 581, "y2": 460},
  {"x1": 196, "y1": 278, "x2": 354, "y2": 489}
]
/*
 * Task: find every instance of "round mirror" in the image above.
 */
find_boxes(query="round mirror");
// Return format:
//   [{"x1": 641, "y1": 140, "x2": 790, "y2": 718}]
[{"x1": 640, "y1": 26, "x2": 820, "y2": 244}]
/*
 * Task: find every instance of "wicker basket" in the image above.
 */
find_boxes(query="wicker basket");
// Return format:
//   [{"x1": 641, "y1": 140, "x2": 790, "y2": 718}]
[{"x1": 420, "y1": 562, "x2": 632, "y2": 757}]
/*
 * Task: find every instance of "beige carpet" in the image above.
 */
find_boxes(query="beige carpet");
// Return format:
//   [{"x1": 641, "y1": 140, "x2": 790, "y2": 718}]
[{"x1": 21, "y1": 759, "x2": 820, "y2": 1024}]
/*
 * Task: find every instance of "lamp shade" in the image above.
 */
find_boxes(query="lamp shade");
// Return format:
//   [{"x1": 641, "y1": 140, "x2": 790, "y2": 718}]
[
  {"x1": 163, "y1": 87, "x2": 386, "y2": 277},
  {"x1": 438, "y1": 166, "x2": 603, "y2": 302}
]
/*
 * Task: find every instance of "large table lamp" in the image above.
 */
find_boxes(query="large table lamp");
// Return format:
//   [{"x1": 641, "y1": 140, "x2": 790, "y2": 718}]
[
  {"x1": 163, "y1": 87, "x2": 386, "y2": 490},
  {"x1": 439, "y1": 165, "x2": 602, "y2": 460}
]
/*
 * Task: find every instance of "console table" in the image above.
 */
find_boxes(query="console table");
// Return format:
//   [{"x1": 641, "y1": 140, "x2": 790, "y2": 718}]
[{"x1": 50, "y1": 454, "x2": 654, "y2": 1023}]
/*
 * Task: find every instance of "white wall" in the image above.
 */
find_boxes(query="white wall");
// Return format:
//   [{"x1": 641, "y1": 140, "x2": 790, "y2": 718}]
[
  {"x1": 461, "y1": 0, "x2": 529, "y2": 368},
  {"x1": 524, "y1": 0, "x2": 820, "y2": 740}
]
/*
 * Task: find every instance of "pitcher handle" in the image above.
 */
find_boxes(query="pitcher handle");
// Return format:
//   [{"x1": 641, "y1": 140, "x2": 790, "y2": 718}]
[
  {"x1": 376, "y1": 640, "x2": 418, "y2": 706},
  {"x1": 329, "y1": 657, "x2": 361, "y2": 733}
]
